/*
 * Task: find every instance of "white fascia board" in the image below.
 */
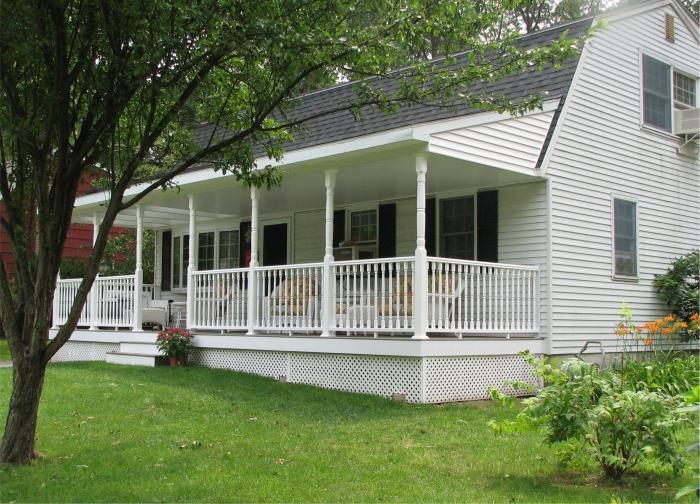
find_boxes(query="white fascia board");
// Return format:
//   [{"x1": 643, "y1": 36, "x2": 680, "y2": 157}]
[
  {"x1": 412, "y1": 99, "x2": 560, "y2": 141},
  {"x1": 73, "y1": 100, "x2": 560, "y2": 211}
]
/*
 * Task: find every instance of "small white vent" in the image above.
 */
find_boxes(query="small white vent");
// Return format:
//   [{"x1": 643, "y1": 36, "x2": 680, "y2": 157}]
[{"x1": 674, "y1": 108, "x2": 700, "y2": 135}]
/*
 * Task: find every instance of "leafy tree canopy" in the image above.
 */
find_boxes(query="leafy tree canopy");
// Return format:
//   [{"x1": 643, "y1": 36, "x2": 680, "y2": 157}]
[{"x1": 0, "y1": 0, "x2": 586, "y2": 464}]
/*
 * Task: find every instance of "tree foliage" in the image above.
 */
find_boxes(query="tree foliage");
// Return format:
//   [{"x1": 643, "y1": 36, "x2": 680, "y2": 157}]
[{"x1": 0, "y1": 0, "x2": 585, "y2": 464}]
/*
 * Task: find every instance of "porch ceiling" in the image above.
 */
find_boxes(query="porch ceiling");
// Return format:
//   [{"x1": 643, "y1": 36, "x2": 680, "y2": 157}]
[{"x1": 72, "y1": 144, "x2": 542, "y2": 225}]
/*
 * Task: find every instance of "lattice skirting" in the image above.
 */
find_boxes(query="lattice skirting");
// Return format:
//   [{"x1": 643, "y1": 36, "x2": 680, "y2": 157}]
[
  {"x1": 51, "y1": 341, "x2": 120, "y2": 362},
  {"x1": 51, "y1": 341, "x2": 539, "y2": 403},
  {"x1": 191, "y1": 348, "x2": 538, "y2": 403}
]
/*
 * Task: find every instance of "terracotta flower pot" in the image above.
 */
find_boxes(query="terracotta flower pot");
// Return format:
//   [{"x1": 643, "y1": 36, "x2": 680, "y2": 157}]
[{"x1": 168, "y1": 355, "x2": 187, "y2": 367}]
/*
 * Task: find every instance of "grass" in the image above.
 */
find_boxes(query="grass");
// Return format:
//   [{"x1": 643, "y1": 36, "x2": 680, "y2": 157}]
[
  {"x1": 0, "y1": 363, "x2": 694, "y2": 502},
  {"x1": 0, "y1": 339, "x2": 9, "y2": 361}
]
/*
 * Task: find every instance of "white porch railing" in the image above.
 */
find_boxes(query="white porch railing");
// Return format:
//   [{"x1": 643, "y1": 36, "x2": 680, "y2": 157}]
[
  {"x1": 190, "y1": 268, "x2": 248, "y2": 330},
  {"x1": 54, "y1": 274, "x2": 137, "y2": 328},
  {"x1": 54, "y1": 278, "x2": 91, "y2": 326},
  {"x1": 55, "y1": 257, "x2": 539, "y2": 336},
  {"x1": 332, "y1": 257, "x2": 415, "y2": 334},
  {"x1": 254, "y1": 263, "x2": 323, "y2": 333},
  {"x1": 427, "y1": 258, "x2": 539, "y2": 334},
  {"x1": 92, "y1": 275, "x2": 136, "y2": 328}
]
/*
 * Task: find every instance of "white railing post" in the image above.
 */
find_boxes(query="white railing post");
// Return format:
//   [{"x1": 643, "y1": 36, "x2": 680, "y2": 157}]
[
  {"x1": 89, "y1": 213, "x2": 100, "y2": 330},
  {"x1": 413, "y1": 154, "x2": 429, "y2": 340},
  {"x1": 133, "y1": 204, "x2": 144, "y2": 332},
  {"x1": 186, "y1": 195, "x2": 197, "y2": 329},
  {"x1": 247, "y1": 187, "x2": 259, "y2": 335},
  {"x1": 52, "y1": 271, "x2": 61, "y2": 329},
  {"x1": 321, "y1": 170, "x2": 336, "y2": 337}
]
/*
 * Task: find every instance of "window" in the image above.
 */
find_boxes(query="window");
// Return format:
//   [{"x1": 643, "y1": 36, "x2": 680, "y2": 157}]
[
  {"x1": 219, "y1": 230, "x2": 240, "y2": 269},
  {"x1": 198, "y1": 232, "x2": 215, "y2": 270},
  {"x1": 440, "y1": 196, "x2": 475, "y2": 260},
  {"x1": 643, "y1": 55, "x2": 672, "y2": 131},
  {"x1": 171, "y1": 234, "x2": 189, "y2": 289},
  {"x1": 613, "y1": 199, "x2": 637, "y2": 278},
  {"x1": 172, "y1": 236, "x2": 181, "y2": 289},
  {"x1": 673, "y1": 71, "x2": 696, "y2": 109},
  {"x1": 350, "y1": 209, "x2": 377, "y2": 242},
  {"x1": 642, "y1": 54, "x2": 698, "y2": 132}
]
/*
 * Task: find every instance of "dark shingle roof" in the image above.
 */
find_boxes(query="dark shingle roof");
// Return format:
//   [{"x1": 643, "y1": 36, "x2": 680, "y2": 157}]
[{"x1": 192, "y1": 17, "x2": 592, "y2": 161}]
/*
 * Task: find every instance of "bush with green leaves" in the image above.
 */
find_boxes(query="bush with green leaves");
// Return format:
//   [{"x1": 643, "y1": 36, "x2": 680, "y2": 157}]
[
  {"x1": 654, "y1": 250, "x2": 699, "y2": 334},
  {"x1": 490, "y1": 352, "x2": 688, "y2": 481}
]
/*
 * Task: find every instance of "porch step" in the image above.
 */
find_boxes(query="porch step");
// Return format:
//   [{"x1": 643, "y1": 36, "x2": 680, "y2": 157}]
[
  {"x1": 119, "y1": 341, "x2": 160, "y2": 354},
  {"x1": 106, "y1": 340, "x2": 164, "y2": 367},
  {"x1": 106, "y1": 351, "x2": 161, "y2": 367}
]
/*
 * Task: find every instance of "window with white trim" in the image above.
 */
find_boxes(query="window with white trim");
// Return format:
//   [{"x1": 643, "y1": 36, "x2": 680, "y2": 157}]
[
  {"x1": 440, "y1": 196, "x2": 475, "y2": 260},
  {"x1": 613, "y1": 199, "x2": 637, "y2": 278},
  {"x1": 198, "y1": 231, "x2": 215, "y2": 270},
  {"x1": 642, "y1": 54, "x2": 698, "y2": 132},
  {"x1": 350, "y1": 209, "x2": 377, "y2": 242},
  {"x1": 171, "y1": 234, "x2": 189, "y2": 289},
  {"x1": 218, "y1": 230, "x2": 240, "y2": 269}
]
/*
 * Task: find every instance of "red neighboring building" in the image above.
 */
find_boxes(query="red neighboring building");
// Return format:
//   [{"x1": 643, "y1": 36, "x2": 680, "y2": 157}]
[{"x1": 0, "y1": 175, "x2": 125, "y2": 277}]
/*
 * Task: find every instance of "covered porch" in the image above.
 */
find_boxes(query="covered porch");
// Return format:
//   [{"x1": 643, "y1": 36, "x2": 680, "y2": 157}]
[{"x1": 56, "y1": 143, "x2": 543, "y2": 340}]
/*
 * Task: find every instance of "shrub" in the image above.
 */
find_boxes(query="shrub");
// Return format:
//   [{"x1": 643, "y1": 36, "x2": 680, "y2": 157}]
[
  {"x1": 156, "y1": 327, "x2": 194, "y2": 359},
  {"x1": 490, "y1": 352, "x2": 688, "y2": 481},
  {"x1": 654, "y1": 250, "x2": 699, "y2": 337}
]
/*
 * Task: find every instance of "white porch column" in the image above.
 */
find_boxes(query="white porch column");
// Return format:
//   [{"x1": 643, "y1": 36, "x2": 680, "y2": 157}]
[
  {"x1": 133, "y1": 204, "x2": 144, "y2": 332},
  {"x1": 186, "y1": 195, "x2": 197, "y2": 329},
  {"x1": 412, "y1": 154, "x2": 429, "y2": 340},
  {"x1": 321, "y1": 170, "x2": 337, "y2": 337},
  {"x1": 88, "y1": 213, "x2": 100, "y2": 330},
  {"x1": 246, "y1": 187, "x2": 259, "y2": 335}
]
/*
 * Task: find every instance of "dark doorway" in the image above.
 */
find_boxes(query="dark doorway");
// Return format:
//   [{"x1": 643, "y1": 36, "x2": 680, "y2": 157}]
[{"x1": 262, "y1": 223, "x2": 288, "y2": 266}]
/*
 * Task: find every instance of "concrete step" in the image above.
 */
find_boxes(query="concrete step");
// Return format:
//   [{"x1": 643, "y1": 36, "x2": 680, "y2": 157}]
[
  {"x1": 119, "y1": 341, "x2": 161, "y2": 355},
  {"x1": 106, "y1": 352, "x2": 161, "y2": 367}
]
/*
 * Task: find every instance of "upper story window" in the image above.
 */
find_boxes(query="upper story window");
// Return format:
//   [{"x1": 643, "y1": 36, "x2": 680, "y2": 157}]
[
  {"x1": 642, "y1": 54, "x2": 698, "y2": 132},
  {"x1": 673, "y1": 71, "x2": 696, "y2": 109},
  {"x1": 613, "y1": 198, "x2": 637, "y2": 279},
  {"x1": 350, "y1": 209, "x2": 377, "y2": 242}
]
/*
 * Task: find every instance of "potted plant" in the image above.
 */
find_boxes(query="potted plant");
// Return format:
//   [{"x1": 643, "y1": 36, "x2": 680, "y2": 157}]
[{"x1": 156, "y1": 327, "x2": 194, "y2": 367}]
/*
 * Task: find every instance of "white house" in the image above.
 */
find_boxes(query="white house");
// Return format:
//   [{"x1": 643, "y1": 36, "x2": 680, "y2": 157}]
[{"x1": 50, "y1": 0, "x2": 700, "y2": 403}]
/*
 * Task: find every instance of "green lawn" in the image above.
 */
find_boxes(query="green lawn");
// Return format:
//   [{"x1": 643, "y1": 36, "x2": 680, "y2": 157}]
[
  {"x1": 0, "y1": 363, "x2": 693, "y2": 502},
  {"x1": 0, "y1": 339, "x2": 9, "y2": 361}
]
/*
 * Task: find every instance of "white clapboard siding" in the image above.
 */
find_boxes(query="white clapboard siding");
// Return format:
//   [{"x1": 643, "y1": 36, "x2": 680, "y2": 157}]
[
  {"x1": 546, "y1": 5, "x2": 700, "y2": 354},
  {"x1": 395, "y1": 198, "x2": 417, "y2": 257},
  {"x1": 430, "y1": 111, "x2": 555, "y2": 173},
  {"x1": 499, "y1": 182, "x2": 549, "y2": 340},
  {"x1": 294, "y1": 209, "x2": 325, "y2": 264}
]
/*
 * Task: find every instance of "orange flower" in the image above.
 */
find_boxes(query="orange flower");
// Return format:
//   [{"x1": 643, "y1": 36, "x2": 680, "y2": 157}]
[
  {"x1": 662, "y1": 327, "x2": 672, "y2": 335},
  {"x1": 645, "y1": 338, "x2": 653, "y2": 345},
  {"x1": 690, "y1": 313, "x2": 699, "y2": 323}
]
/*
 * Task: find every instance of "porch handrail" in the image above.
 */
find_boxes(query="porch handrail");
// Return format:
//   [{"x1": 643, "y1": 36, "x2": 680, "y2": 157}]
[
  {"x1": 54, "y1": 274, "x2": 136, "y2": 329},
  {"x1": 428, "y1": 256, "x2": 540, "y2": 271}
]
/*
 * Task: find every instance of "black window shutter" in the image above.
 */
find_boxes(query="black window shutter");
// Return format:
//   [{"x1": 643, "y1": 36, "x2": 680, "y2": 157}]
[
  {"x1": 378, "y1": 203, "x2": 396, "y2": 258},
  {"x1": 477, "y1": 191, "x2": 498, "y2": 262},
  {"x1": 161, "y1": 231, "x2": 172, "y2": 291},
  {"x1": 426, "y1": 198, "x2": 436, "y2": 256},
  {"x1": 333, "y1": 209, "x2": 345, "y2": 247}
]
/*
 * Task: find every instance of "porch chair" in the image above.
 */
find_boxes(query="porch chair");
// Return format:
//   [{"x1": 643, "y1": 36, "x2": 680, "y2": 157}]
[{"x1": 262, "y1": 275, "x2": 319, "y2": 331}]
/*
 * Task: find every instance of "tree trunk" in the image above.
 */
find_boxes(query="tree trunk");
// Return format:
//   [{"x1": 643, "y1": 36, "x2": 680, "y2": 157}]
[{"x1": 0, "y1": 356, "x2": 46, "y2": 464}]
